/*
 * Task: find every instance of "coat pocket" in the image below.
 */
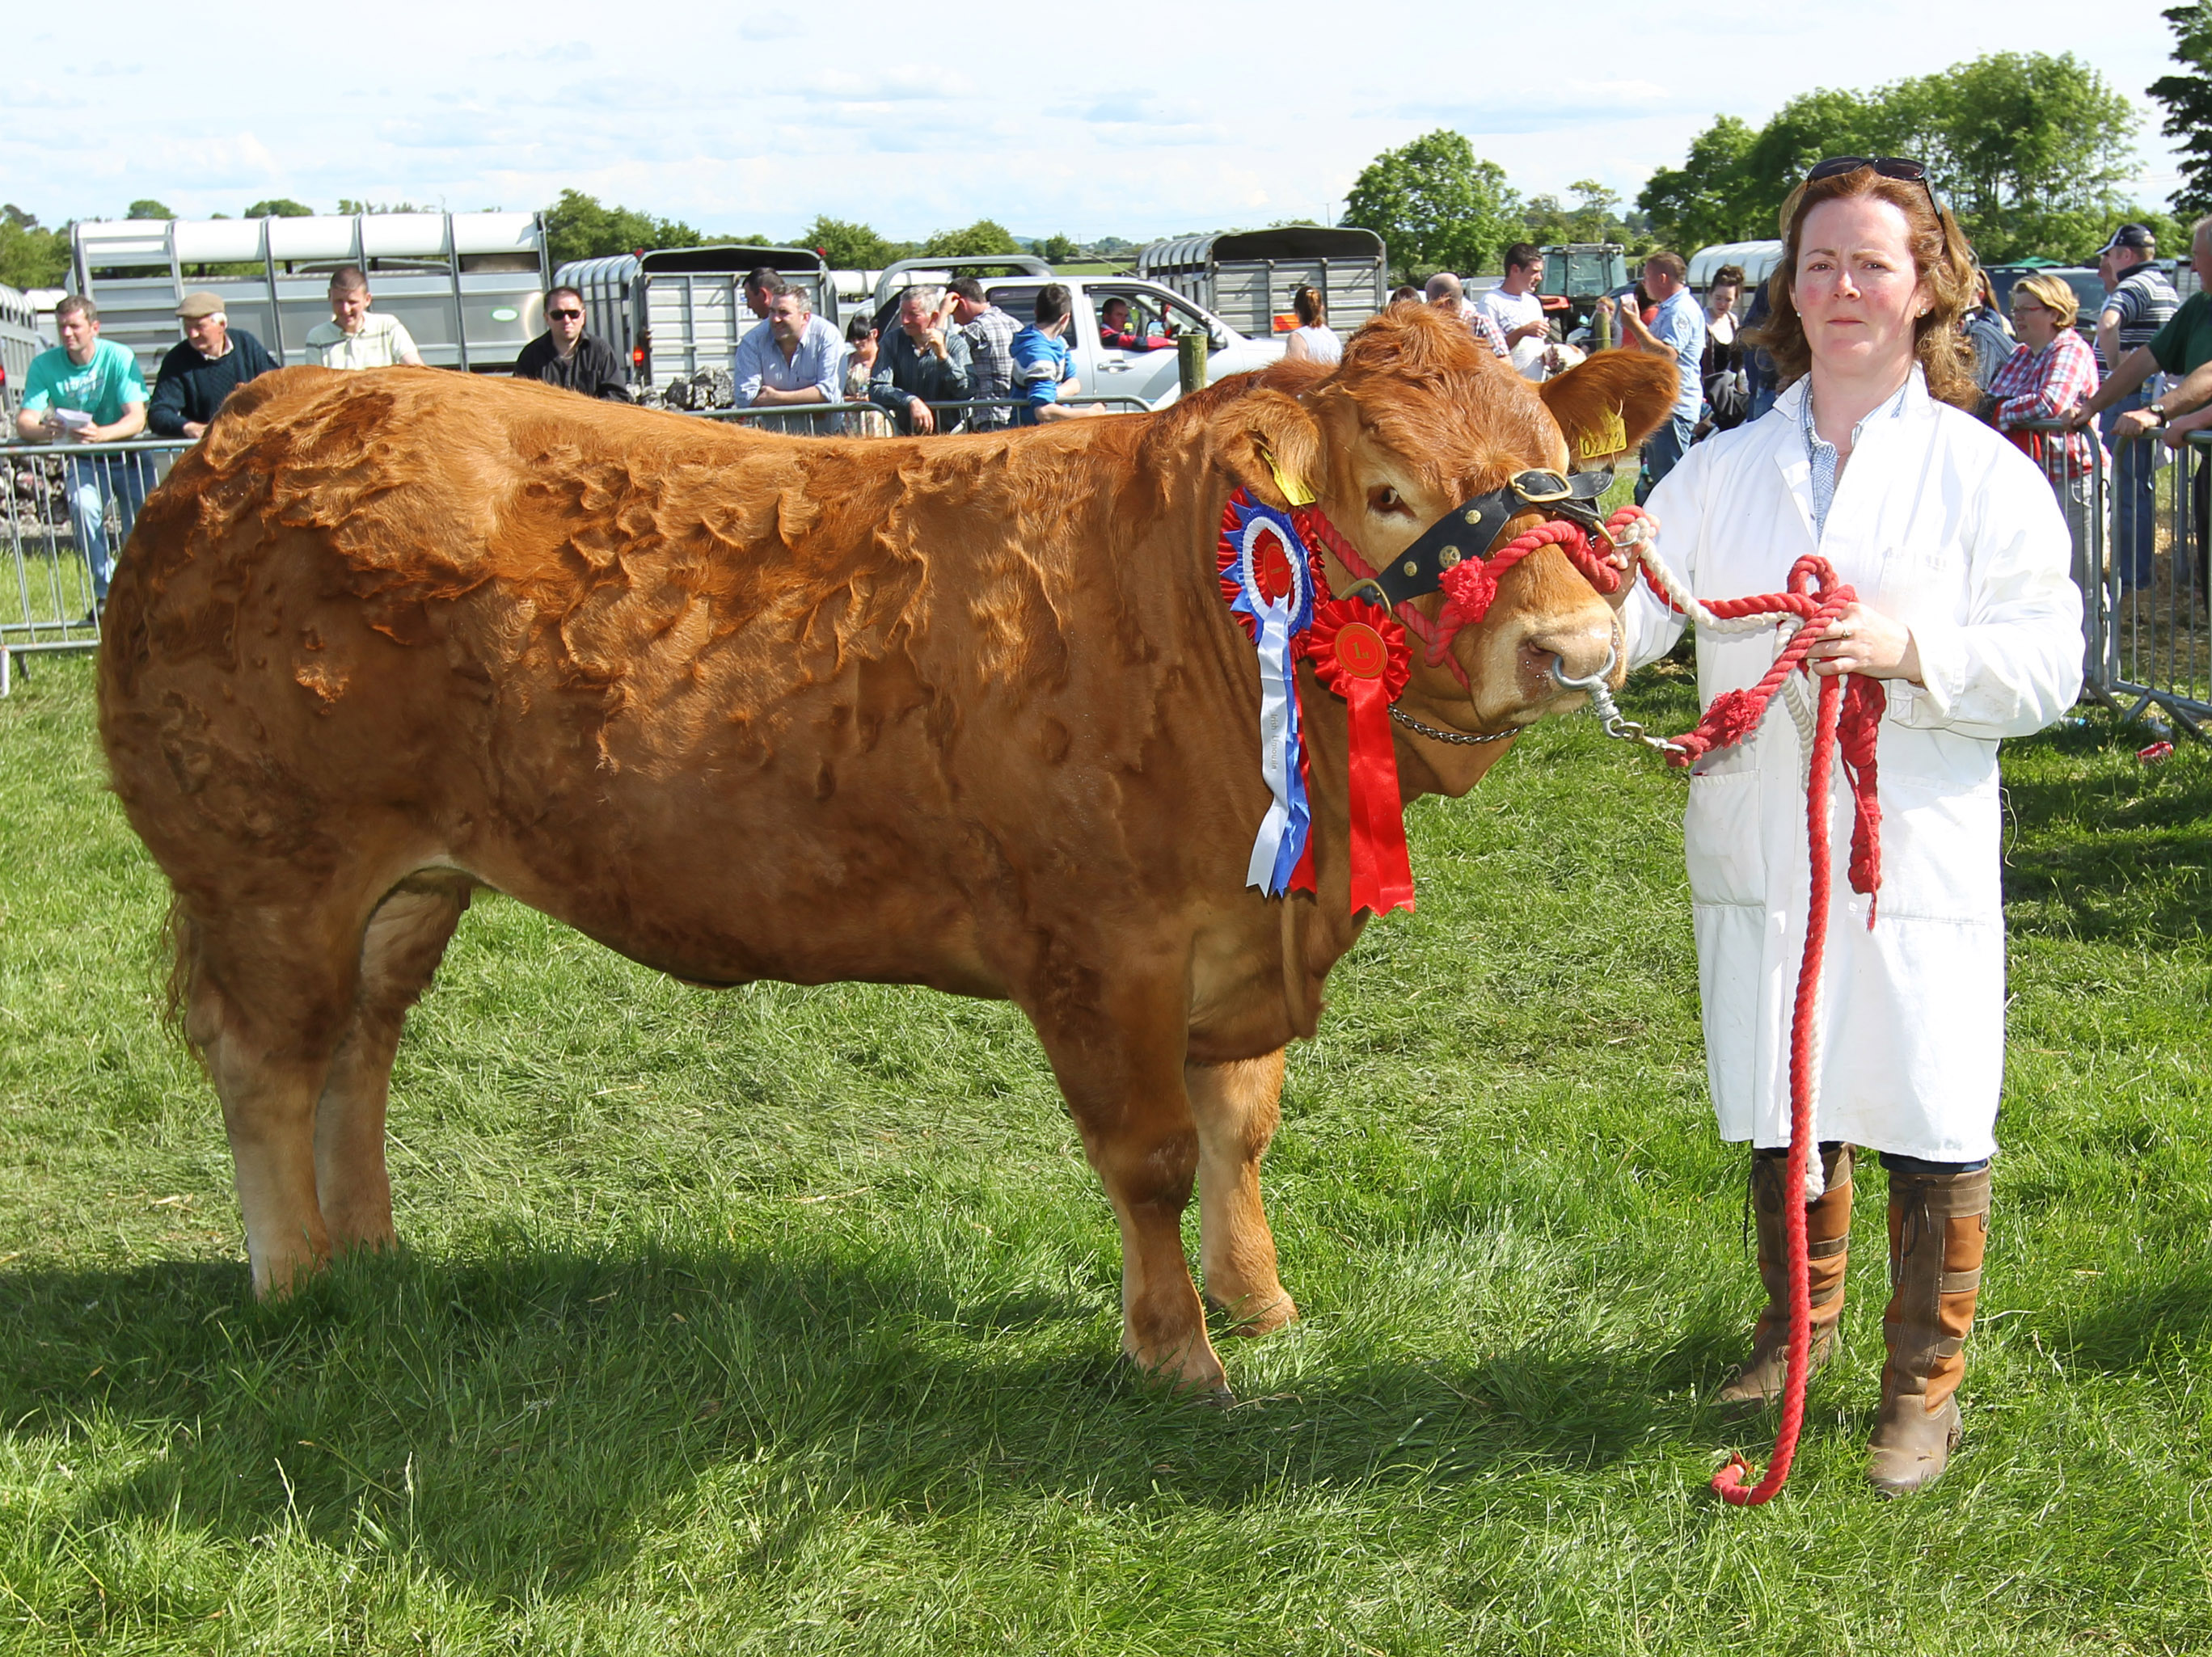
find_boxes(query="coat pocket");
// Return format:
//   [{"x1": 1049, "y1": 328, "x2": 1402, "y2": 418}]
[
  {"x1": 1683, "y1": 766, "x2": 1763, "y2": 907},
  {"x1": 1868, "y1": 771, "x2": 2003, "y2": 921}
]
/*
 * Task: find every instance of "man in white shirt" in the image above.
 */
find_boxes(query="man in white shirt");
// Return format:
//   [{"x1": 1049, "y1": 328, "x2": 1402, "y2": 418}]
[
  {"x1": 1478, "y1": 242, "x2": 1553, "y2": 377},
  {"x1": 299, "y1": 267, "x2": 425, "y2": 370}
]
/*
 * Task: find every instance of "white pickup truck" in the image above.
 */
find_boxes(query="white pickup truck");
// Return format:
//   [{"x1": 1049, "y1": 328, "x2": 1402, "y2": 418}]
[{"x1": 869, "y1": 258, "x2": 1284, "y2": 411}]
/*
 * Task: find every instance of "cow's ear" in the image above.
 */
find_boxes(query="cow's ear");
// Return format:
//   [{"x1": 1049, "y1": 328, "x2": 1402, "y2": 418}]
[
  {"x1": 1207, "y1": 388, "x2": 1325, "y2": 511},
  {"x1": 1538, "y1": 351, "x2": 1682, "y2": 466}
]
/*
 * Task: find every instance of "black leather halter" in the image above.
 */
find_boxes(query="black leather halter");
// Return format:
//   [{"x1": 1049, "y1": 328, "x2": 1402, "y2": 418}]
[{"x1": 1361, "y1": 468, "x2": 1612, "y2": 609}]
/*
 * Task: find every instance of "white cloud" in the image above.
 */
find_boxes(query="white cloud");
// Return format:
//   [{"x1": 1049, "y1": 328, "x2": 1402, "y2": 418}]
[{"x1": 0, "y1": 0, "x2": 2188, "y2": 247}]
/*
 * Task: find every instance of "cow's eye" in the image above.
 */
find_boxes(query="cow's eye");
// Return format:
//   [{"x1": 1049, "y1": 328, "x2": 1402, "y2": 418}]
[{"x1": 1369, "y1": 485, "x2": 1411, "y2": 516}]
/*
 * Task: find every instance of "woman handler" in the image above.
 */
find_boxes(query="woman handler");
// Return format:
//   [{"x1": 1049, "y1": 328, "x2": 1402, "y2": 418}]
[{"x1": 1616, "y1": 160, "x2": 2083, "y2": 1495}]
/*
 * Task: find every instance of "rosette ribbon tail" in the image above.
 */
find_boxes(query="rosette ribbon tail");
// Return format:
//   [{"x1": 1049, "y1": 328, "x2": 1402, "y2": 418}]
[
  {"x1": 1243, "y1": 600, "x2": 1311, "y2": 894},
  {"x1": 1340, "y1": 667, "x2": 1414, "y2": 917}
]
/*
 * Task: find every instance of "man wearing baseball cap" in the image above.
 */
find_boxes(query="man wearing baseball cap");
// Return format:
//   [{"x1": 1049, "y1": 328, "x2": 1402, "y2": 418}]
[
  {"x1": 2085, "y1": 226, "x2": 2180, "y2": 588},
  {"x1": 148, "y1": 292, "x2": 283, "y2": 441}
]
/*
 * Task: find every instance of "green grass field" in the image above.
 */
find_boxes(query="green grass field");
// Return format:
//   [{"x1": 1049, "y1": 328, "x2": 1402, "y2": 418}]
[{"x1": 3, "y1": 651, "x2": 2210, "y2": 1655}]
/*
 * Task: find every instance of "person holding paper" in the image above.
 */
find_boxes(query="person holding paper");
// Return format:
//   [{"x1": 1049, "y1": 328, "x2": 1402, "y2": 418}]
[{"x1": 15, "y1": 296, "x2": 149, "y2": 617}]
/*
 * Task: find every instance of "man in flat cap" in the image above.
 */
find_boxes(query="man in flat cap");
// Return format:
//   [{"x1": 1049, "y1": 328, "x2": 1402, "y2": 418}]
[{"x1": 148, "y1": 292, "x2": 283, "y2": 441}]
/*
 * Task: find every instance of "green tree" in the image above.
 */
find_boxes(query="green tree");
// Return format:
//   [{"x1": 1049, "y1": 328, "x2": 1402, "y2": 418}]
[
  {"x1": 921, "y1": 219, "x2": 1024, "y2": 259},
  {"x1": 245, "y1": 198, "x2": 315, "y2": 218},
  {"x1": 1638, "y1": 116, "x2": 1762, "y2": 249},
  {"x1": 2151, "y1": 2, "x2": 2212, "y2": 214},
  {"x1": 336, "y1": 198, "x2": 428, "y2": 216},
  {"x1": 1038, "y1": 233, "x2": 1080, "y2": 264},
  {"x1": 803, "y1": 215, "x2": 907, "y2": 268},
  {"x1": 1639, "y1": 56, "x2": 2147, "y2": 264},
  {"x1": 540, "y1": 189, "x2": 706, "y2": 266},
  {"x1": 0, "y1": 204, "x2": 69, "y2": 289},
  {"x1": 127, "y1": 198, "x2": 175, "y2": 220},
  {"x1": 1906, "y1": 52, "x2": 2138, "y2": 260},
  {"x1": 1342, "y1": 129, "x2": 1519, "y2": 280}
]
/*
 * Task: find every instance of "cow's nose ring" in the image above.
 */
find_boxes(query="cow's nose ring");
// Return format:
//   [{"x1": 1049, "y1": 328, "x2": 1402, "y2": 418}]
[{"x1": 1547, "y1": 643, "x2": 1619, "y2": 693}]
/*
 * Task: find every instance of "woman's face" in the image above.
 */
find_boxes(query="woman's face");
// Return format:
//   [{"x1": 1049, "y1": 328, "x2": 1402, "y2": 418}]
[
  {"x1": 1708, "y1": 282, "x2": 1739, "y2": 318},
  {"x1": 2011, "y1": 293, "x2": 2058, "y2": 351},
  {"x1": 1792, "y1": 195, "x2": 1931, "y2": 383}
]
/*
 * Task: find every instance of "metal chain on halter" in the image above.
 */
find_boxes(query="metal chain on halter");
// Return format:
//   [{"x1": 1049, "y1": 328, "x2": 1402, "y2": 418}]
[{"x1": 1387, "y1": 705, "x2": 1519, "y2": 745}]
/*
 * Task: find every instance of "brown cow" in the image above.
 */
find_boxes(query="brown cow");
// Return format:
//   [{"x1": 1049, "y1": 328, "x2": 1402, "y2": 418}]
[{"x1": 98, "y1": 306, "x2": 1674, "y2": 1393}]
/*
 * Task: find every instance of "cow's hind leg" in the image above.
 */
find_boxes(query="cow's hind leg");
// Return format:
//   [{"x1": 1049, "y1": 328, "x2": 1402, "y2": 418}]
[
  {"x1": 314, "y1": 874, "x2": 473, "y2": 1252},
  {"x1": 173, "y1": 899, "x2": 361, "y2": 1297},
  {"x1": 1029, "y1": 962, "x2": 1225, "y2": 1394},
  {"x1": 1189, "y1": 1048, "x2": 1298, "y2": 1337}
]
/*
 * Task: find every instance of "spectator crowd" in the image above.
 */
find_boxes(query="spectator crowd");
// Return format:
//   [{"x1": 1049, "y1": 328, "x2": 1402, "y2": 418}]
[{"x1": 13, "y1": 218, "x2": 2212, "y2": 625}]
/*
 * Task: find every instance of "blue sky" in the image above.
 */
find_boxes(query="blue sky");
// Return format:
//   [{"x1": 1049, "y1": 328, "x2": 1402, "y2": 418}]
[{"x1": 2, "y1": 1, "x2": 2190, "y2": 247}]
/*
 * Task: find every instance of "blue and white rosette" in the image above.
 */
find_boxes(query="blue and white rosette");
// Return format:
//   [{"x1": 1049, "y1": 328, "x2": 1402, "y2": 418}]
[{"x1": 1220, "y1": 495, "x2": 1317, "y2": 894}]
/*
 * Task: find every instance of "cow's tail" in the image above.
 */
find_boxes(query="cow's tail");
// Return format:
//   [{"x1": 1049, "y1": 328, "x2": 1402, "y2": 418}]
[{"x1": 160, "y1": 894, "x2": 213, "y2": 1074}]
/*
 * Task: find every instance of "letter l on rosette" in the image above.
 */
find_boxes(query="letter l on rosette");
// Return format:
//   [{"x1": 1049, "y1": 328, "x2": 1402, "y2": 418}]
[{"x1": 1218, "y1": 490, "x2": 1322, "y2": 894}]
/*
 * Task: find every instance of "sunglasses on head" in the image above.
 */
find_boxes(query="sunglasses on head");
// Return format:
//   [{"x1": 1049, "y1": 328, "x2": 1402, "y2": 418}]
[
  {"x1": 1807, "y1": 154, "x2": 1942, "y2": 213},
  {"x1": 548, "y1": 307, "x2": 583, "y2": 319}
]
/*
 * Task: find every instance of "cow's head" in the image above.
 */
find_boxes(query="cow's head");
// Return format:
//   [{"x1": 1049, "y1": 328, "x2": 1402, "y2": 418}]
[{"x1": 1203, "y1": 306, "x2": 1678, "y2": 759}]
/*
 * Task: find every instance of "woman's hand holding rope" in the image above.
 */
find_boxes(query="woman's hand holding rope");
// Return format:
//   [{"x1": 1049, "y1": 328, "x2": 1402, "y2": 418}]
[
  {"x1": 1806, "y1": 602, "x2": 1921, "y2": 683},
  {"x1": 1607, "y1": 514, "x2": 1924, "y2": 686}
]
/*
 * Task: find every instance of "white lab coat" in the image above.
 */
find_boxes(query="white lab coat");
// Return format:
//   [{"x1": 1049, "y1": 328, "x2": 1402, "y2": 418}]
[{"x1": 1621, "y1": 372, "x2": 2082, "y2": 1161}]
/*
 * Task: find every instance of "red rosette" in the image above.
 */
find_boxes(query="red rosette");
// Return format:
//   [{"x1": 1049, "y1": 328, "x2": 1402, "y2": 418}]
[
  {"x1": 1306, "y1": 596, "x2": 1414, "y2": 917},
  {"x1": 1306, "y1": 596, "x2": 1410, "y2": 702}
]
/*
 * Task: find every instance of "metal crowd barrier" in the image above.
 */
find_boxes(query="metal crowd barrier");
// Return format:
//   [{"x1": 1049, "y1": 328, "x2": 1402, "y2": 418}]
[
  {"x1": 1, "y1": 394, "x2": 1162, "y2": 693},
  {"x1": 2113, "y1": 427, "x2": 2210, "y2": 735},
  {"x1": 1, "y1": 436, "x2": 190, "y2": 694},
  {"x1": 2021, "y1": 415, "x2": 2212, "y2": 736},
  {"x1": 694, "y1": 393, "x2": 1154, "y2": 436}
]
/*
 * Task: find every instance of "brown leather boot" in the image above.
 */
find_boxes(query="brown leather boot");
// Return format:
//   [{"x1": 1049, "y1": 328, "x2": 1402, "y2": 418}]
[
  {"x1": 1868, "y1": 1164, "x2": 1990, "y2": 1497},
  {"x1": 1718, "y1": 1143, "x2": 1854, "y2": 1408}
]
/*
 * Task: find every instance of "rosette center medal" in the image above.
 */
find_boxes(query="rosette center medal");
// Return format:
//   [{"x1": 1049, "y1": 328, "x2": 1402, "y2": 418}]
[
  {"x1": 1216, "y1": 491, "x2": 1323, "y2": 896},
  {"x1": 1331, "y1": 622, "x2": 1390, "y2": 681}
]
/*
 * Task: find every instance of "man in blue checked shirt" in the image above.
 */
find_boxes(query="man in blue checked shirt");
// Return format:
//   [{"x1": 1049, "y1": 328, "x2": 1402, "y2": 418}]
[
  {"x1": 1598, "y1": 251, "x2": 1707, "y2": 503},
  {"x1": 734, "y1": 282, "x2": 847, "y2": 422}
]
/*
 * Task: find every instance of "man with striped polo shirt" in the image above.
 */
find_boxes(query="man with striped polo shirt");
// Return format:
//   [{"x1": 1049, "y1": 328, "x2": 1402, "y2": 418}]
[{"x1": 2095, "y1": 225, "x2": 2177, "y2": 588}]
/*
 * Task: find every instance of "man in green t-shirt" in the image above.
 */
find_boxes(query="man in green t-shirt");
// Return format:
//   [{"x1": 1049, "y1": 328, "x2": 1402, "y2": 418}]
[{"x1": 14, "y1": 296, "x2": 150, "y2": 615}]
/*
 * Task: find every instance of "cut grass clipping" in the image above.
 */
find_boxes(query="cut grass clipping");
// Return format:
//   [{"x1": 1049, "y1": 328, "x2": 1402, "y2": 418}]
[{"x1": 2, "y1": 651, "x2": 2210, "y2": 1655}]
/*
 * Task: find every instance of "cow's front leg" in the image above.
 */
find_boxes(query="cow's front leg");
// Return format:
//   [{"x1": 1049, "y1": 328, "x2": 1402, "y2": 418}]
[
  {"x1": 1189, "y1": 1048, "x2": 1298, "y2": 1336},
  {"x1": 1028, "y1": 959, "x2": 1225, "y2": 1394}
]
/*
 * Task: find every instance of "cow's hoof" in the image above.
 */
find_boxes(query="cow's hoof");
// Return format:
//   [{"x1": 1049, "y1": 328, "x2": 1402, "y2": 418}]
[{"x1": 1208, "y1": 1291, "x2": 1298, "y2": 1338}]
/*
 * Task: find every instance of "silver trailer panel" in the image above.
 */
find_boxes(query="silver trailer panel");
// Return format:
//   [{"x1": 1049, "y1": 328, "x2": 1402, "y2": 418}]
[
  {"x1": 555, "y1": 247, "x2": 838, "y2": 395},
  {"x1": 70, "y1": 213, "x2": 551, "y2": 377},
  {"x1": 0, "y1": 284, "x2": 42, "y2": 415},
  {"x1": 1136, "y1": 228, "x2": 1387, "y2": 341}
]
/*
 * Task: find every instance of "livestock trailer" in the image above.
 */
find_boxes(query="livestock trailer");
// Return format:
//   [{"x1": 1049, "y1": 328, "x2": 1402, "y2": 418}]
[
  {"x1": 1687, "y1": 240, "x2": 1784, "y2": 299},
  {"x1": 0, "y1": 283, "x2": 42, "y2": 415},
  {"x1": 69, "y1": 213, "x2": 551, "y2": 378},
  {"x1": 1135, "y1": 228, "x2": 1388, "y2": 339},
  {"x1": 555, "y1": 246, "x2": 838, "y2": 395}
]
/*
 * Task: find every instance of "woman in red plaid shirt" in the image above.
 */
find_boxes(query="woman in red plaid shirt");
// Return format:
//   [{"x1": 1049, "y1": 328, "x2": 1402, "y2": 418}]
[{"x1": 1987, "y1": 272, "x2": 2105, "y2": 477}]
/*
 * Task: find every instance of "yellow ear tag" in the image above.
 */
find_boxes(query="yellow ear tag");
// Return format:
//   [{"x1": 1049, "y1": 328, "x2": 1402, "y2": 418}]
[
  {"x1": 1255, "y1": 441, "x2": 1316, "y2": 507},
  {"x1": 1578, "y1": 405, "x2": 1628, "y2": 462}
]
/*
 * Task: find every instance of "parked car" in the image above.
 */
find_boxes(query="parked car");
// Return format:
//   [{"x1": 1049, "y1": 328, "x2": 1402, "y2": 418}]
[
  {"x1": 1982, "y1": 264, "x2": 2111, "y2": 344},
  {"x1": 870, "y1": 263, "x2": 1285, "y2": 412}
]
